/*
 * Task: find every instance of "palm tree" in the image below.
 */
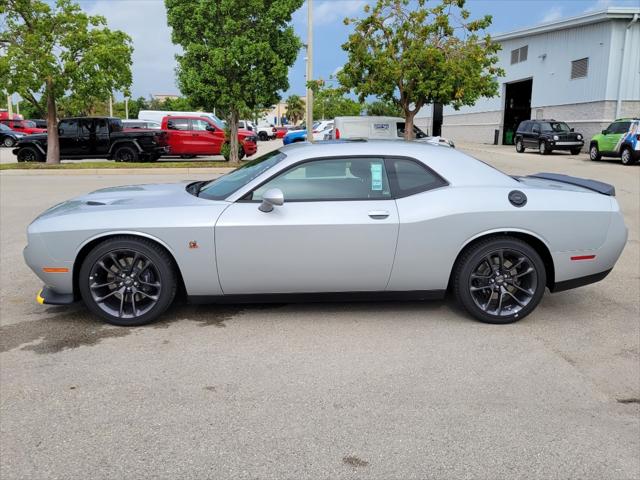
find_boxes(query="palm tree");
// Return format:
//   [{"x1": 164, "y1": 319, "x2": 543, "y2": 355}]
[{"x1": 285, "y1": 95, "x2": 305, "y2": 125}]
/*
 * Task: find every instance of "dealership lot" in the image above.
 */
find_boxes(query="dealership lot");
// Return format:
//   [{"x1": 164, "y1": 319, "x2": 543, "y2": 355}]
[{"x1": 1, "y1": 145, "x2": 638, "y2": 479}]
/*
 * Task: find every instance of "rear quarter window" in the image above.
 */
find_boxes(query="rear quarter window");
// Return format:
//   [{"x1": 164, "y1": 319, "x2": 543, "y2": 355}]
[{"x1": 386, "y1": 158, "x2": 448, "y2": 198}]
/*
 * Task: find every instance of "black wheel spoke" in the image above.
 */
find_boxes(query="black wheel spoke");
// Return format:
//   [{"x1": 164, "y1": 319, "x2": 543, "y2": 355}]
[
  {"x1": 90, "y1": 280, "x2": 117, "y2": 289},
  {"x1": 95, "y1": 289, "x2": 120, "y2": 302},
  {"x1": 470, "y1": 285, "x2": 493, "y2": 292}
]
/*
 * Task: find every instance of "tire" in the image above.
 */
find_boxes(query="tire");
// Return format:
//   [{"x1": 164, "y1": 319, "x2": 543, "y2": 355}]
[
  {"x1": 589, "y1": 144, "x2": 601, "y2": 161},
  {"x1": 16, "y1": 146, "x2": 44, "y2": 163},
  {"x1": 238, "y1": 145, "x2": 245, "y2": 160},
  {"x1": 113, "y1": 144, "x2": 139, "y2": 163},
  {"x1": 621, "y1": 147, "x2": 637, "y2": 166},
  {"x1": 3, "y1": 136, "x2": 16, "y2": 148},
  {"x1": 147, "y1": 154, "x2": 161, "y2": 162},
  {"x1": 258, "y1": 132, "x2": 268, "y2": 141},
  {"x1": 570, "y1": 147, "x2": 582, "y2": 155},
  {"x1": 515, "y1": 138, "x2": 525, "y2": 153},
  {"x1": 79, "y1": 236, "x2": 177, "y2": 326},
  {"x1": 453, "y1": 236, "x2": 546, "y2": 324},
  {"x1": 538, "y1": 141, "x2": 550, "y2": 155}
]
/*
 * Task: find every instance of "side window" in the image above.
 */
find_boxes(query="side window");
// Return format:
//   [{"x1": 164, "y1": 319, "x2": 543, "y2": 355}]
[
  {"x1": 612, "y1": 122, "x2": 631, "y2": 134},
  {"x1": 531, "y1": 122, "x2": 540, "y2": 133},
  {"x1": 386, "y1": 158, "x2": 448, "y2": 197},
  {"x1": 58, "y1": 119, "x2": 78, "y2": 136},
  {"x1": 79, "y1": 119, "x2": 97, "y2": 136},
  {"x1": 252, "y1": 158, "x2": 391, "y2": 201},
  {"x1": 167, "y1": 118, "x2": 190, "y2": 131},
  {"x1": 192, "y1": 119, "x2": 210, "y2": 131}
]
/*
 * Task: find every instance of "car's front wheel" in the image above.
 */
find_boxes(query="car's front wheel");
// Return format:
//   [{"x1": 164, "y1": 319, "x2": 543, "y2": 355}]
[
  {"x1": 16, "y1": 146, "x2": 44, "y2": 162},
  {"x1": 515, "y1": 138, "x2": 525, "y2": 153},
  {"x1": 79, "y1": 236, "x2": 177, "y2": 326},
  {"x1": 589, "y1": 144, "x2": 601, "y2": 161},
  {"x1": 570, "y1": 147, "x2": 582, "y2": 155},
  {"x1": 539, "y1": 141, "x2": 550, "y2": 155},
  {"x1": 621, "y1": 147, "x2": 637, "y2": 166},
  {"x1": 3, "y1": 137, "x2": 16, "y2": 148},
  {"x1": 453, "y1": 236, "x2": 546, "y2": 324}
]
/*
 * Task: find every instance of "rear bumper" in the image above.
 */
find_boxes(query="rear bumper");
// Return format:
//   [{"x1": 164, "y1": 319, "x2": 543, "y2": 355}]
[
  {"x1": 37, "y1": 286, "x2": 75, "y2": 305},
  {"x1": 550, "y1": 269, "x2": 612, "y2": 293}
]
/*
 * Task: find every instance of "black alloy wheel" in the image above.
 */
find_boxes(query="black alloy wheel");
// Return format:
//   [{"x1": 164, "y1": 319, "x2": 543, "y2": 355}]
[
  {"x1": 454, "y1": 237, "x2": 546, "y2": 324},
  {"x1": 113, "y1": 145, "x2": 139, "y2": 162},
  {"x1": 17, "y1": 146, "x2": 43, "y2": 163},
  {"x1": 79, "y1": 237, "x2": 176, "y2": 326}
]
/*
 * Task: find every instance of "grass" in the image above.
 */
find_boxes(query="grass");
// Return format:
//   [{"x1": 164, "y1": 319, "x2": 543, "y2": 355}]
[{"x1": 0, "y1": 160, "x2": 235, "y2": 170}]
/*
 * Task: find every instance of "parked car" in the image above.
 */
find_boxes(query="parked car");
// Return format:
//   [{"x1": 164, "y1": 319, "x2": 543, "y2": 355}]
[
  {"x1": 0, "y1": 118, "x2": 47, "y2": 135},
  {"x1": 274, "y1": 126, "x2": 289, "y2": 139},
  {"x1": 330, "y1": 116, "x2": 454, "y2": 147},
  {"x1": 257, "y1": 124, "x2": 277, "y2": 141},
  {"x1": 589, "y1": 118, "x2": 640, "y2": 165},
  {"x1": 30, "y1": 119, "x2": 48, "y2": 129},
  {"x1": 238, "y1": 120, "x2": 256, "y2": 132},
  {"x1": 160, "y1": 115, "x2": 257, "y2": 160},
  {"x1": 283, "y1": 120, "x2": 335, "y2": 144},
  {"x1": 0, "y1": 123, "x2": 25, "y2": 147},
  {"x1": 25, "y1": 141, "x2": 627, "y2": 327},
  {"x1": 283, "y1": 129, "x2": 307, "y2": 145},
  {"x1": 12, "y1": 117, "x2": 169, "y2": 162},
  {"x1": 122, "y1": 119, "x2": 161, "y2": 130},
  {"x1": 515, "y1": 120, "x2": 584, "y2": 155}
]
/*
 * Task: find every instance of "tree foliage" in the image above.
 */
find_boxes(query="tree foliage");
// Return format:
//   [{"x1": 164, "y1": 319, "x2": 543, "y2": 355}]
[
  {"x1": 0, "y1": 0, "x2": 133, "y2": 162},
  {"x1": 366, "y1": 99, "x2": 403, "y2": 117},
  {"x1": 313, "y1": 86, "x2": 362, "y2": 120},
  {"x1": 338, "y1": 0, "x2": 503, "y2": 139},
  {"x1": 165, "y1": 0, "x2": 303, "y2": 163},
  {"x1": 285, "y1": 94, "x2": 305, "y2": 124}
]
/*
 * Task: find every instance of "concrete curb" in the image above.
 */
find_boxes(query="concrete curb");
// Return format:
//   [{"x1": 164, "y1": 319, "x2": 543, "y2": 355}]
[{"x1": 0, "y1": 167, "x2": 235, "y2": 176}]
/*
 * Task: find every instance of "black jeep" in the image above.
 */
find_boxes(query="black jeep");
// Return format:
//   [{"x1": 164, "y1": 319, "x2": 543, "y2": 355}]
[
  {"x1": 515, "y1": 119, "x2": 584, "y2": 155},
  {"x1": 13, "y1": 117, "x2": 169, "y2": 162}
]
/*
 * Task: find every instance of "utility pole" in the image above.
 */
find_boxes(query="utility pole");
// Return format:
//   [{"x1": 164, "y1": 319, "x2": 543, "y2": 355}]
[
  {"x1": 7, "y1": 94, "x2": 13, "y2": 117},
  {"x1": 109, "y1": 95, "x2": 113, "y2": 117},
  {"x1": 16, "y1": 98, "x2": 20, "y2": 116},
  {"x1": 125, "y1": 97, "x2": 129, "y2": 119},
  {"x1": 305, "y1": 0, "x2": 314, "y2": 142}
]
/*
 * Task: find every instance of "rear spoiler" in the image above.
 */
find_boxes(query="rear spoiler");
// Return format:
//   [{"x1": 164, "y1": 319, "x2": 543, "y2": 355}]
[{"x1": 527, "y1": 172, "x2": 615, "y2": 196}]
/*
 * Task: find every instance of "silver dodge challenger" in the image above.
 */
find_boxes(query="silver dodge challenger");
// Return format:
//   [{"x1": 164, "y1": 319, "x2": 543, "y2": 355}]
[{"x1": 24, "y1": 141, "x2": 627, "y2": 326}]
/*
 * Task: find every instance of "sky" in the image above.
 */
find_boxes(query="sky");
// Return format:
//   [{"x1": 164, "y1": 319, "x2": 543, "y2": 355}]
[{"x1": 75, "y1": 0, "x2": 638, "y2": 100}]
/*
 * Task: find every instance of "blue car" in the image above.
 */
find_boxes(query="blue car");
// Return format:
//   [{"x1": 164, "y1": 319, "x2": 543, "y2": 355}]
[{"x1": 283, "y1": 129, "x2": 307, "y2": 145}]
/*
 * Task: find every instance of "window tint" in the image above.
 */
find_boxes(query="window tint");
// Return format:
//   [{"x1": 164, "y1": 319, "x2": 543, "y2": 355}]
[
  {"x1": 386, "y1": 158, "x2": 447, "y2": 197},
  {"x1": 79, "y1": 119, "x2": 108, "y2": 136},
  {"x1": 519, "y1": 121, "x2": 532, "y2": 132},
  {"x1": 192, "y1": 119, "x2": 210, "y2": 131},
  {"x1": 168, "y1": 118, "x2": 190, "y2": 131},
  {"x1": 610, "y1": 122, "x2": 631, "y2": 134},
  {"x1": 252, "y1": 158, "x2": 391, "y2": 201},
  {"x1": 58, "y1": 119, "x2": 78, "y2": 136}
]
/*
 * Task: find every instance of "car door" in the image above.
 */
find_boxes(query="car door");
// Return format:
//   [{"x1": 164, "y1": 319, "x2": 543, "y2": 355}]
[
  {"x1": 189, "y1": 118, "x2": 212, "y2": 154},
  {"x1": 215, "y1": 157, "x2": 400, "y2": 294},
  {"x1": 603, "y1": 121, "x2": 630, "y2": 154},
  {"x1": 57, "y1": 119, "x2": 81, "y2": 156},
  {"x1": 166, "y1": 117, "x2": 191, "y2": 155},
  {"x1": 525, "y1": 122, "x2": 539, "y2": 148}
]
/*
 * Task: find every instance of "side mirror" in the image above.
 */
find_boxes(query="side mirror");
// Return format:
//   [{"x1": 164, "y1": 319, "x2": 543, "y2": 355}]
[
  {"x1": 167, "y1": 120, "x2": 176, "y2": 130},
  {"x1": 206, "y1": 125, "x2": 216, "y2": 132},
  {"x1": 602, "y1": 129, "x2": 608, "y2": 135},
  {"x1": 570, "y1": 128, "x2": 575, "y2": 132},
  {"x1": 259, "y1": 188, "x2": 284, "y2": 212}
]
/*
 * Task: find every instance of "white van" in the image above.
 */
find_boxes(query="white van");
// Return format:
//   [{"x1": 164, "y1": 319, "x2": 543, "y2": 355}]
[{"x1": 330, "y1": 116, "x2": 454, "y2": 147}]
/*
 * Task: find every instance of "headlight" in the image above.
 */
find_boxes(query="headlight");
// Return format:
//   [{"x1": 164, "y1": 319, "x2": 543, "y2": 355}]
[
  {"x1": 577, "y1": 134, "x2": 582, "y2": 140},
  {"x1": 553, "y1": 135, "x2": 559, "y2": 141}
]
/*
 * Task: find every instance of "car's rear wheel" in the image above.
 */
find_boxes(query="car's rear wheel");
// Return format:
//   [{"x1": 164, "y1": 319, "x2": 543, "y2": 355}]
[
  {"x1": 16, "y1": 146, "x2": 44, "y2": 163},
  {"x1": 539, "y1": 141, "x2": 550, "y2": 155},
  {"x1": 515, "y1": 138, "x2": 525, "y2": 153},
  {"x1": 113, "y1": 145, "x2": 139, "y2": 162},
  {"x1": 570, "y1": 147, "x2": 582, "y2": 155},
  {"x1": 3, "y1": 137, "x2": 16, "y2": 148},
  {"x1": 79, "y1": 237, "x2": 177, "y2": 326},
  {"x1": 589, "y1": 144, "x2": 601, "y2": 161},
  {"x1": 258, "y1": 132, "x2": 268, "y2": 141},
  {"x1": 621, "y1": 147, "x2": 637, "y2": 166},
  {"x1": 453, "y1": 237, "x2": 546, "y2": 324}
]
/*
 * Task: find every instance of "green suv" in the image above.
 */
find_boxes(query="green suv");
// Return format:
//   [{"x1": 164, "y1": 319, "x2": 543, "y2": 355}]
[{"x1": 589, "y1": 118, "x2": 640, "y2": 165}]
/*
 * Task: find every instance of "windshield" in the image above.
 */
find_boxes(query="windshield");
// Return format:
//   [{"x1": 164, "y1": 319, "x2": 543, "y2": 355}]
[
  {"x1": 202, "y1": 114, "x2": 225, "y2": 129},
  {"x1": 540, "y1": 122, "x2": 570, "y2": 132},
  {"x1": 197, "y1": 150, "x2": 286, "y2": 200},
  {"x1": 0, "y1": 123, "x2": 10, "y2": 132}
]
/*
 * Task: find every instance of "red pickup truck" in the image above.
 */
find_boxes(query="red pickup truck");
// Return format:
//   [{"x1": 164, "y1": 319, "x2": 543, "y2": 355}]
[
  {"x1": 161, "y1": 115, "x2": 257, "y2": 159},
  {"x1": 0, "y1": 118, "x2": 47, "y2": 135}
]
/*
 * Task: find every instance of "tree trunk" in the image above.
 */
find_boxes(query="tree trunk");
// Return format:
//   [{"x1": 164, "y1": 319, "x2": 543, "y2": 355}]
[
  {"x1": 45, "y1": 79, "x2": 60, "y2": 164},
  {"x1": 229, "y1": 109, "x2": 240, "y2": 164},
  {"x1": 404, "y1": 109, "x2": 416, "y2": 141}
]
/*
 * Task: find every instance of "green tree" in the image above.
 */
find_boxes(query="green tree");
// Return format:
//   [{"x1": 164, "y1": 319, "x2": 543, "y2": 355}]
[
  {"x1": 165, "y1": 0, "x2": 303, "y2": 163},
  {"x1": 366, "y1": 99, "x2": 403, "y2": 117},
  {"x1": 313, "y1": 86, "x2": 362, "y2": 120},
  {"x1": 0, "y1": 0, "x2": 133, "y2": 163},
  {"x1": 338, "y1": 0, "x2": 503, "y2": 140},
  {"x1": 285, "y1": 94, "x2": 305, "y2": 125}
]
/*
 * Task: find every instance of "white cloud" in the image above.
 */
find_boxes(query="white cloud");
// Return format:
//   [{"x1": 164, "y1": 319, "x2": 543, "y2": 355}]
[
  {"x1": 86, "y1": 1, "x2": 181, "y2": 99},
  {"x1": 584, "y1": 0, "x2": 614, "y2": 13},
  {"x1": 541, "y1": 6, "x2": 563, "y2": 23}
]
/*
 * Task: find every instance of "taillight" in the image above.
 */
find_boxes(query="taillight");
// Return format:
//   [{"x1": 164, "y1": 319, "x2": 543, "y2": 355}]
[
  {"x1": 335, "y1": 128, "x2": 340, "y2": 139},
  {"x1": 272, "y1": 127, "x2": 277, "y2": 132}
]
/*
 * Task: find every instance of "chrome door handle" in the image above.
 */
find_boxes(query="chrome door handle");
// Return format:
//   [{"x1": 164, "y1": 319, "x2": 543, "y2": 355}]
[{"x1": 368, "y1": 210, "x2": 390, "y2": 219}]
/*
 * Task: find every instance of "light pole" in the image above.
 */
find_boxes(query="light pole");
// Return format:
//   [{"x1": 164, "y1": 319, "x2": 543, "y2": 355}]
[{"x1": 305, "y1": 0, "x2": 314, "y2": 142}]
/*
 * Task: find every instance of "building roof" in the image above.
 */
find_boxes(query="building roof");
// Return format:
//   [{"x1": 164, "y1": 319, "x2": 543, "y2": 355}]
[{"x1": 494, "y1": 7, "x2": 640, "y2": 42}]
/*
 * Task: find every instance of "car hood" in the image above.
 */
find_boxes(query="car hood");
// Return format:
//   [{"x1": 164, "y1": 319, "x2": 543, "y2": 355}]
[
  {"x1": 35, "y1": 182, "x2": 225, "y2": 220},
  {"x1": 19, "y1": 133, "x2": 47, "y2": 142}
]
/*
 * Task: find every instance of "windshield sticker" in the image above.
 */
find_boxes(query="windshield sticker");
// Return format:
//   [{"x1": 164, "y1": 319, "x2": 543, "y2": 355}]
[{"x1": 371, "y1": 163, "x2": 383, "y2": 191}]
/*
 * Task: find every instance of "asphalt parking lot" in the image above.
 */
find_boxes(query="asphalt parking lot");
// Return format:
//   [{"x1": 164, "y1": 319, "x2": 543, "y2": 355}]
[{"x1": 1, "y1": 144, "x2": 638, "y2": 479}]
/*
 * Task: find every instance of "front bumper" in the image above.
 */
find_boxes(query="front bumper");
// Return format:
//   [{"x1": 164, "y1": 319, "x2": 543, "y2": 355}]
[
  {"x1": 37, "y1": 286, "x2": 75, "y2": 305},
  {"x1": 243, "y1": 142, "x2": 258, "y2": 157},
  {"x1": 549, "y1": 140, "x2": 584, "y2": 149}
]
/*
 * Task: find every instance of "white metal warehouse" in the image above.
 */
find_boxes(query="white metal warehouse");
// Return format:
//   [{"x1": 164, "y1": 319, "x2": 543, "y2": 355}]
[{"x1": 415, "y1": 7, "x2": 640, "y2": 147}]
